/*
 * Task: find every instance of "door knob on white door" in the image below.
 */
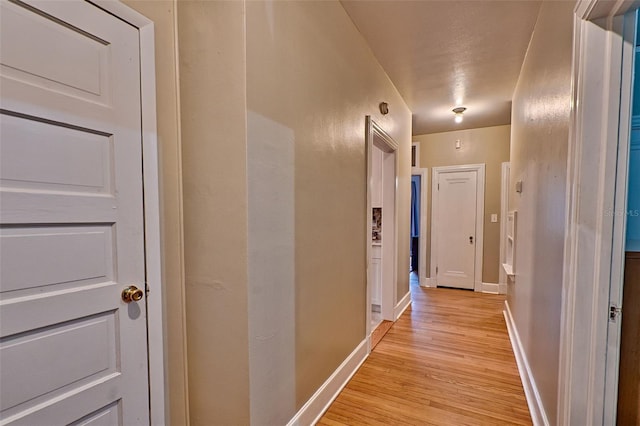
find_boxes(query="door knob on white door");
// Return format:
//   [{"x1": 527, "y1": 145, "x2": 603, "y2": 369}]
[
  {"x1": 469, "y1": 236, "x2": 474, "y2": 244},
  {"x1": 122, "y1": 286, "x2": 144, "y2": 303}
]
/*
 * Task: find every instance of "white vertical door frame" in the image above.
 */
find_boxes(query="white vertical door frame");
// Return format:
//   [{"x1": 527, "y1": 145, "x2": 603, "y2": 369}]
[
  {"x1": 380, "y1": 147, "x2": 398, "y2": 321},
  {"x1": 365, "y1": 116, "x2": 399, "y2": 348},
  {"x1": 411, "y1": 167, "x2": 429, "y2": 287},
  {"x1": 558, "y1": 1, "x2": 637, "y2": 424},
  {"x1": 499, "y1": 162, "x2": 510, "y2": 287},
  {"x1": 86, "y1": 1, "x2": 167, "y2": 423},
  {"x1": 430, "y1": 164, "x2": 485, "y2": 292},
  {"x1": 412, "y1": 142, "x2": 420, "y2": 168}
]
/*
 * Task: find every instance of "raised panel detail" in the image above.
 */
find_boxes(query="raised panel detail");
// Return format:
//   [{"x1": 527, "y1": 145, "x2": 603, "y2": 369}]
[
  {"x1": 69, "y1": 401, "x2": 121, "y2": 426},
  {"x1": 0, "y1": 113, "x2": 113, "y2": 194},
  {"x1": 0, "y1": 0, "x2": 109, "y2": 100},
  {"x1": 0, "y1": 226, "x2": 113, "y2": 294},
  {"x1": 0, "y1": 312, "x2": 117, "y2": 412}
]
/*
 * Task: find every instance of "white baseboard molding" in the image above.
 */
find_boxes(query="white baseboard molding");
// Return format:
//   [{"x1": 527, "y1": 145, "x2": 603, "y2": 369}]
[
  {"x1": 503, "y1": 301, "x2": 550, "y2": 426},
  {"x1": 481, "y1": 282, "x2": 505, "y2": 294},
  {"x1": 394, "y1": 291, "x2": 412, "y2": 320},
  {"x1": 421, "y1": 277, "x2": 436, "y2": 288},
  {"x1": 287, "y1": 339, "x2": 368, "y2": 426}
]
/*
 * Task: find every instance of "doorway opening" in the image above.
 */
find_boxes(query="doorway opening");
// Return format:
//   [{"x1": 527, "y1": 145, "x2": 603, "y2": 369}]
[
  {"x1": 410, "y1": 175, "x2": 420, "y2": 285},
  {"x1": 612, "y1": 10, "x2": 640, "y2": 424},
  {"x1": 410, "y1": 168, "x2": 428, "y2": 289},
  {"x1": 365, "y1": 117, "x2": 398, "y2": 350},
  {"x1": 559, "y1": 3, "x2": 640, "y2": 423}
]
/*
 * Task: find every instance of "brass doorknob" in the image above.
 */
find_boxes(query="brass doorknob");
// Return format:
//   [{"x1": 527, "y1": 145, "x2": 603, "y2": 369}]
[{"x1": 122, "y1": 286, "x2": 144, "y2": 303}]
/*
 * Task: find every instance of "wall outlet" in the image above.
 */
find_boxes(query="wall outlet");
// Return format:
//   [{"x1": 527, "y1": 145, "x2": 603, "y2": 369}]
[{"x1": 491, "y1": 214, "x2": 498, "y2": 223}]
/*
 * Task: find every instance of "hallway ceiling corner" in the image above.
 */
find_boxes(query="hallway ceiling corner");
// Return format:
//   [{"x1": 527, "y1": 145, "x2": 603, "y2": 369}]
[{"x1": 340, "y1": 0, "x2": 542, "y2": 136}]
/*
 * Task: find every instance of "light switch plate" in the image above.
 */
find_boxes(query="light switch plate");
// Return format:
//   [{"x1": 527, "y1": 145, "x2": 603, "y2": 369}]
[{"x1": 491, "y1": 214, "x2": 498, "y2": 223}]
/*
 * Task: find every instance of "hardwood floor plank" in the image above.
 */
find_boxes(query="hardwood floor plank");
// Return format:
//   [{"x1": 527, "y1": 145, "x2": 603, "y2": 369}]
[{"x1": 317, "y1": 285, "x2": 532, "y2": 425}]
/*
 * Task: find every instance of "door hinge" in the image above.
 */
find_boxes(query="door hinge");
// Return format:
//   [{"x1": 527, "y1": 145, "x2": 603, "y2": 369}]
[
  {"x1": 610, "y1": 304, "x2": 622, "y2": 321},
  {"x1": 436, "y1": 266, "x2": 438, "y2": 274},
  {"x1": 438, "y1": 183, "x2": 440, "y2": 190}
]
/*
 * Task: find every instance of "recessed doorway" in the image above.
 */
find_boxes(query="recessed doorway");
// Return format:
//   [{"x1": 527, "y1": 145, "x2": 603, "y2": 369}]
[{"x1": 365, "y1": 117, "x2": 398, "y2": 350}]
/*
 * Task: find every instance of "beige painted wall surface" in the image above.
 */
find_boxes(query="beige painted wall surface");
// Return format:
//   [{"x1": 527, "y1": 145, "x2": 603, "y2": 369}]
[
  {"x1": 246, "y1": 0, "x2": 412, "y2": 420},
  {"x1": 119, "y1": 1, "x2": 189, "y2": 425},
  {"x1": 177, "y1": 1, "x2": 250, "y2": 425},
  {"x1": 414, "y1": 125, "x2": 510, "y2": 284},
  {"x1": 507, "y1": 0, "x2": 574, "y2": 422}
]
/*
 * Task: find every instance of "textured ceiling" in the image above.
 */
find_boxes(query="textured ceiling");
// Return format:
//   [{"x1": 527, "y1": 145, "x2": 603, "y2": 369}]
[{"x1": 341, "y1": 0, "x2": 542, "y2": 135}]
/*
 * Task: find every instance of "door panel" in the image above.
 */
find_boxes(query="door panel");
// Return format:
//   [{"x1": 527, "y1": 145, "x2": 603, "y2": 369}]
[
  {"x1": 0, "y1": 0, "x2": 148, "y2": 424},
  {"x1": 436, "y1": 170, "x2": 477, "y2": 290}
]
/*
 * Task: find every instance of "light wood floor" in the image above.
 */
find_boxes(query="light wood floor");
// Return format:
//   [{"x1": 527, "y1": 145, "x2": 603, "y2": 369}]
[{"x1": 318, "y1": 284, "x2": 532, "y2": 425}]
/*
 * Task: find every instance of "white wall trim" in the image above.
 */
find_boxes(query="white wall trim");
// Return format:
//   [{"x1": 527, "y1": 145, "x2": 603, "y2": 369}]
[
  {"x1": 394, "y1": 291, "x2": 412, "y2": 320},
  {"x1": 412, "y1": 142, "x2": 421, "y2": 168},
  {"x1": 286, "y1": 339, "x2": 369, "y2": 426},
  {"x1": 421, "y1": 277, "x2": 436, "y2": 288},
  {"x1": 504, "y1": 301, "x2": 550, "y2": 426},
  {"x1": 412, "y1": 167, "x2": 429, "y2": 288},
  {"x1": 90, "y1": 2, "x2": 168, "y2": 424},
  {"x1": 499, "y1": 162, "x2": 510, "y2": 286},
  {"x1": 480, "y1": 282, "x2": 505, "y2": 295},
  {"x1": 431, "y1": 164, "x2": 485, "y2": 291}
]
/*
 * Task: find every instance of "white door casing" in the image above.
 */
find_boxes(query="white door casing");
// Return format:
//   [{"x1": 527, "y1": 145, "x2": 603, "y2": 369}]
[
  {"x1": 0, "y1": 1, "x2": 154, "y2": 424},
  {"x1": 499, "y1": 162, "x2": 510, "y2": 287},
  {"x1": 365, "y1": 116, "x2": 399, "y2": 350},
  {"x1": 431, "y1": 164, "x2": 485, "y2": 291}
]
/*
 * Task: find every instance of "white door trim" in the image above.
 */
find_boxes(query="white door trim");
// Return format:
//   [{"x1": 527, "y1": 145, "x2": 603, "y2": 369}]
[
  {"x1": 365, "y1": 116, "x2": 398, "y2": 350},
  {"x1": 431, "y1": 164, "x2": 485, "y2": 292},
  {"x1": 86, "y1": 2, "x2": 167, "y2": 423},
  {"x1": 558, "y1": 2, "x2": 636, "y2": 425},
  {"x1": 411, "y1": 142, "x2": 420, "y2": 168},
  {"x1": 499, "y1": 162, "x2": 510, "y2": 287},
  {"x1": 412, "y1": 168, "x2": 429, "y2": 287}
]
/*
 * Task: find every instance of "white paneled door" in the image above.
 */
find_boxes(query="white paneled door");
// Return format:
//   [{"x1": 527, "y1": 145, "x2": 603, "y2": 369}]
[
  {"x1": 435, "y1": 170, "x2": 478, "y2": 290},
  {"x1": 0, "y1": 0, "x2": 149, "y2": 424}
]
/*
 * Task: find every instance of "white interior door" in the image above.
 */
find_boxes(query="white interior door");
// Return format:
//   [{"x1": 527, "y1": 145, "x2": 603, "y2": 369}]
[
  {"x1": 0, "y1": 0, "x2": 149, "y2": 424},
  {"x1": 435, "y1": 170, "x2": 478, "y2": 290}
]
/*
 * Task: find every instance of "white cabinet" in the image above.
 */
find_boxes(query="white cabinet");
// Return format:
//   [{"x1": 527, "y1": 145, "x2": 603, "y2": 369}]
[
  {"x1": 371, "y1": 245, "x2": 382, "y2": 305},
  {"x1": 371, "y1": 146, "x2": 383, "y2": 208}
]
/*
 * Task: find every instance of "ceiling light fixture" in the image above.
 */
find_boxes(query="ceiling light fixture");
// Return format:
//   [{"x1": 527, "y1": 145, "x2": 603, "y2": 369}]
[{"x1": 452, "y1": 107, "x2": 466, "y2": 124}]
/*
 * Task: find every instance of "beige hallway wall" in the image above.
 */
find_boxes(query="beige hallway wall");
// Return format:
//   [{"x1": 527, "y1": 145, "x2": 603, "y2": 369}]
[
  {"x1": 414, "y1": 125, "x2": 510, "y2": 284},
  {"x1": 507, "y1": 0, "x2": 575, "y2": 421},
  {"x1": 121, "y1": 0, "x2": 413, "y2": 424},
  {"x1": 246, "y1": 1, "x2": 412, "y2": 422},
  {"x1": 177, "y1": 1, "x2": 251, "y2": 424}
]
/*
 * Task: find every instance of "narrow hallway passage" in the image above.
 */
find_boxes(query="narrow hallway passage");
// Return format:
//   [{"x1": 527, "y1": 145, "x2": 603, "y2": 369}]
[{"x1": 318, "y1": 283, "x2": 532, "y2": 425}]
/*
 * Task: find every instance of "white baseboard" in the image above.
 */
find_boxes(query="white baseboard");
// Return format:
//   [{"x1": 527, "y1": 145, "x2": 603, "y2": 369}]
[
  {"x1": 481, "y1": 282, "x2": 506, "y2": 294},
  {"x1": 394, "y1": 291, "x2": 412, "y2": 320},
  {"x1": 421, "y1": 277, "x2": 436, "y2": 287},
  {"x1": 287, "y1": 339, "x2": 368, "y2": 426},
  {"x1": 503, "y1": 301, "x2": 550, "y2": 426}
]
